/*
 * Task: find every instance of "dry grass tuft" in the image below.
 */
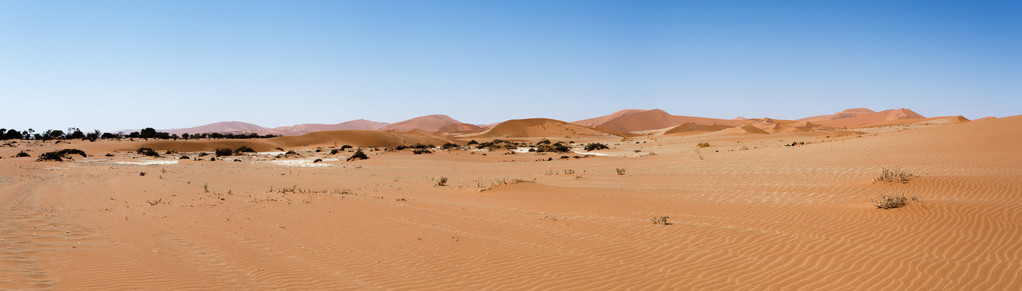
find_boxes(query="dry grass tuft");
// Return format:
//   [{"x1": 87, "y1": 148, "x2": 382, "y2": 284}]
[
  {"x1": 650, "y1": 216, "x2": 671, "y2": 225},
  {"x1": 873, "y1": 168, "x2": 916, "y2": 184},
  {"x1": 873, "y1": 194, "x2": 919, "y2": 209}
]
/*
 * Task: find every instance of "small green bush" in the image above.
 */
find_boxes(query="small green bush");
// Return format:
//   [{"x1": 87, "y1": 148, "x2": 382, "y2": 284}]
[{"x1": 697, "y1": 142, "x2": 710, "y2": 148}]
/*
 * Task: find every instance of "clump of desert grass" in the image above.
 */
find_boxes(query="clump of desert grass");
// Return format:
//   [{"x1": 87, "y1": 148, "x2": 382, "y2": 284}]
[
  {"x1": 650, "y1": 216, "x2": 671, "y2": 225},
  {"x1": 477, "y1": 178, "x2": 533, "y2": 192},
  {"x1": 873, "y1": 168, "x2": 916, "y2": 184},
  {"x1": 873, "y1": 194, "x2": 921, "y2": 209}
]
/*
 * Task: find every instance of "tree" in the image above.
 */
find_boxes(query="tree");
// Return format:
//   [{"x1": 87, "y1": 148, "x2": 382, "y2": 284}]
[{"x1": 140, "y1": 127, "x2": 157, "y2": 139}]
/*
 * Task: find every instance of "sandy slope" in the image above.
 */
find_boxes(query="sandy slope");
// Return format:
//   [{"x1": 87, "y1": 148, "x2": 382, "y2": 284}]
[
  {"x1": 379, "y1": 115, "x2": 463, "y2": 132},
  {"x1": 574, "y1": 109, "x2": 734, "y2": 132},
  {"x1": 466, "y1": 118, "x2": 627, "y2": 139},
  {"x1": 1, "y1": 115, "x2": 1020, "y2": 289}
]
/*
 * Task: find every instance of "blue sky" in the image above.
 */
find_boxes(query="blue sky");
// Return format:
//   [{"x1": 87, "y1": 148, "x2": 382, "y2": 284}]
[{"x1": 1, "y1": 0, "x2": 1019, "y2": 131}]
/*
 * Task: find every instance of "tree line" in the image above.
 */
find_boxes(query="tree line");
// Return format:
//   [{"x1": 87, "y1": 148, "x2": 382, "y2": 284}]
[{"x1": 0, "y1": 127, "x2": 277, "y2": 141}]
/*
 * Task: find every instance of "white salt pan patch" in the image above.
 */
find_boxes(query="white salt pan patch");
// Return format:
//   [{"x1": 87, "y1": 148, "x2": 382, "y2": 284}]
[
  {"x1": 116, "y1": 160, "x2": 179, "y2": 165},
  {"x1": 257, "y1": 159, "x2": 332, "y2": 168},
  {"x1": 573, "y1": 151, "x2": 610, "y2": 156}
]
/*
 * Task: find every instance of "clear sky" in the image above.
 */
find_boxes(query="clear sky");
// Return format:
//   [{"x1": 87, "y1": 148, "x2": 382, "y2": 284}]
[{"x1": 1, "y1": 0, "x2": 1019, "y2": 131}]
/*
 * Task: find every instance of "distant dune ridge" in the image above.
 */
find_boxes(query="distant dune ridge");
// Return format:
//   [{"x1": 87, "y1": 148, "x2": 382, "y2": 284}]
[
  {"x1": 140, "y1": 108, "x2": 940, "y2": 141},
  {"x1": 467, "y1": 118, "x2": 628, "y2": 138},
  {"x1": 159, "y1": 119, "x2": 389, "y2": 136}
]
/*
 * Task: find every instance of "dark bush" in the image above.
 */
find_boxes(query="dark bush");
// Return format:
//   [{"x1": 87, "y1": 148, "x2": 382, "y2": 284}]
[
  {"x1": 340, "y1": 145, "x2": 353, "y2": 151},
  {"x1": 537, "y1": 139, "x2": 551, "y2": 145},
  {"x1": 15, "y1": 151, "x2": 30, "y2": 157},
  {"x1": 467, "y1": 140, "x2": 478, "y2": 145},
  {"x1": 330, "y1": 149, "x2": 340, "y2": 155},
  {"x1": 347, "y1": 150, "x2": 369, "y2": 161},
  {"x1": 235, "y1": 146, "x2": 256, "y2": 154},
  {"x1": 179, "y1": 156, "x2": 190, "y2": 159},
  {"x1": 584, "y1": 143, "x2": 609, "y2": 151},
  {"x1": 537, "y1": 144, "x2": 571, "y2": 153},
  {"x1": 215, "y1": 148, "x2": 233, "y2": 157},
  {"x1": 136, "y1": 147, "x2": 160, "y2": 157},
  {"x1": 37, "y1": 148, "x2": 86, "y2": 161},
  {"x1": 441, "y1": 142, "x2": 459, "y2": 150},
  {"x1": 412, "y1": 149, "x2": 433, "y2": 155},
  {"x1": 285, "y1": 150, "x2": 298, "y2": 155},
  {"x1": 198, "y1": 152, "x2": 209, "y2": 157},
  {"x1": 395, "y1": 145, "x2": 408, "y2": 151},
  {"x1": 313, "y1": 158, "x2": 323, "y2": 163}
]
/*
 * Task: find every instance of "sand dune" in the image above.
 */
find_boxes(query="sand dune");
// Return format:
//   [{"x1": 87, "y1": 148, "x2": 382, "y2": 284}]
[
  {"x1": 1, "y1": 113, "x2": 1020, "y2": 290},
  {"x1": 574, "y1": 109, "x2": 734, "y2": 132},
  {"x1": 662, "y1": 122, "x2": 732, "y2": 135},
  {"x1": 379, "y1": 115, "x2": 463, "y2": 132},
  {"x1": 162, "y1": 121, "x2": 268, "y2": 135},
  {"x1": 436, "y1": 123, "x2": 486, "y2": 134},
  {"x1": 467, "y1": 118, "x2": 627, "y2": 139},
  {"x1": 116, "y1": 130, "x2": 455, "y2": 153},
  {"x1": 809, "y1": 108, "x2": 926, "y2": 128},
  {"x1": 267, "y1": 119, "x2": 389, "y2": 135}
]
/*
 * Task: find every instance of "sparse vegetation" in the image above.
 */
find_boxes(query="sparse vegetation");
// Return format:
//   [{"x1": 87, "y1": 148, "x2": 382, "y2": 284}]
[
  {"x1": 584, "y1": 143, "x2": 609, "y2": 151},
  {"x1": 436, "y1": 177, "x2": 448, "y2": 186},
  {"x1": 37, "y1": 149, "x2": 86, "y2": 161},
  {"x1": 235, "y1": 146, "x2": 256, "y2": 154},
  {"x1": 616, "y1": 168, "x2": 626, "y2": 175},
  {"x1": 347, "y1": 150, "x2": 369, "y2": 161},
  {"x1": 650, "y1": 216, "x2": 671, "y2": 225},
  {"x1": 215, "y1": 148, "x2": 233, "y2": 157},
  {"x1": 15, "y1": 151, "x2": 30, "y2": 157},
  {"x1": 340, "y1": 145, "x2": 353, "y2": 151},
  {"x1": 697, "y1": 142, "x2": 710, "y2": 148},
  {"x1": 477, "y1": 178, "x2": 533, "y2": 192},
  {"x1": 136, "y1": 147, "x2": 160, "y2": 157},
  {"x1": 873, "y1": 168, "x2": 916, "y2": 184},
  {"x1": 313, "y1": 158, "x2": 323, "y2": 163},
  {"x1": 412, "y1": 148, "x2": 433, "y2": 155},
  {"x1": 874, "y1": 194, "x2": 909, "y2": 209}
]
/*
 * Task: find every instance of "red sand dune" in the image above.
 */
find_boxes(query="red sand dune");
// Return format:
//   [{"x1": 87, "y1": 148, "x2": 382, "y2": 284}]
[
  {"x1": 379, "y1": 115, "x2": 463, "y2": 132},
  {"x1": 662, "y1": 122, "x2": 732, "y2": 135},
  {"x1": 267, "y1": 119, "x2": 389, "y2": 135},
  {"x1": 806, "y1": 108, "x2": 925, "y2": 128},
  {"x1": 469, "y1": 118, "x2": 627, "y2": 139},
  {"x1": 128, "y1": 130, "x2": 454, "y2": 152},
  {"x1": 574, "y1": 109, "x2": 734, "y2": 132},
  {"x1": 436, "y1": 123, "x2": 486, "y2": 134},
  {"x1": 1, "y1": 113, "x2": 1021, "y2": 290},
  {"x1": 163, "y1": 121, "x2": 268, "y2": 135}
]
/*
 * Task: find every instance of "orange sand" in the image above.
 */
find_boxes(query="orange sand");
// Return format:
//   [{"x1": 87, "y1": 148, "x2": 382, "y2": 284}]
[{"x1": 1, "y1": 115, "x2": 1020, "y2": 289}]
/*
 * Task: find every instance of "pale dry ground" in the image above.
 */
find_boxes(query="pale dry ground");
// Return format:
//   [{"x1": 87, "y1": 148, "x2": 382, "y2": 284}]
[{"x1": 1, "y1": 116, "x2": 1020, "y2": 290}]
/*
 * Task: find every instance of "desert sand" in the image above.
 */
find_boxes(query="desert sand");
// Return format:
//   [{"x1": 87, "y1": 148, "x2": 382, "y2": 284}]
[{"x1": 1, "y1": 111, "x2": 1020, "y2": 289}]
